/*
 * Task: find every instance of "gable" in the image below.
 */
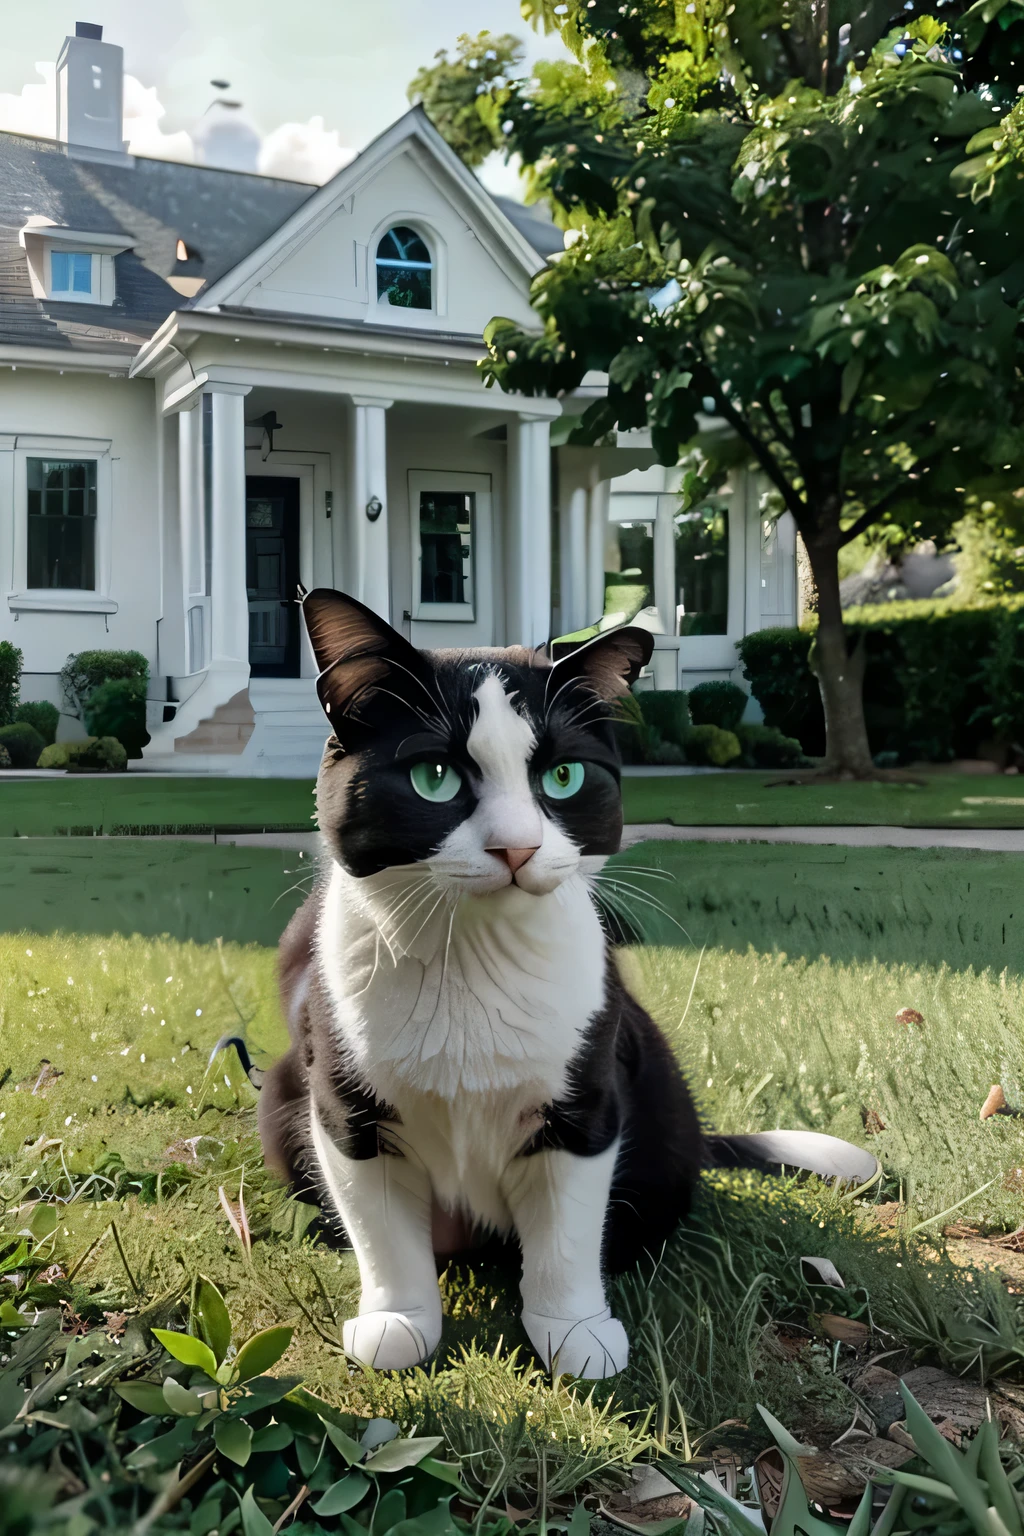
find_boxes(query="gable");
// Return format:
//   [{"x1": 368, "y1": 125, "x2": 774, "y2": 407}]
[{"x1": 196, "y1": 111, "x2": 545, "y2": 338}]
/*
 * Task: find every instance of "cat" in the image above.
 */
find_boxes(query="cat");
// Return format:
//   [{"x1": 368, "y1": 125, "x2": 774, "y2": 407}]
[
  {"x1": 251, "y1": 588, "x2": 880, "y2": 1379},
  {"x1": 257, "y1": 586, "x2": 703, "y2": 1380}
]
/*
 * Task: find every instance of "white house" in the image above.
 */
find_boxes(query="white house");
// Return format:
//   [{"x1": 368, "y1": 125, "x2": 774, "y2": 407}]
[{"x1": 0, "y1": 22, "x2": 797, "y2": 775}]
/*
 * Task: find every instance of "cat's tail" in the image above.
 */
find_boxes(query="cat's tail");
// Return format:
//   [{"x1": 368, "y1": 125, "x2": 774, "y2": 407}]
[
  {"x1": 704, "y1": 1129, "x2": 881, "y2": 1188},
  {"x1": 207, "y1": 1035, "x2": 265, "y2": 1090}
]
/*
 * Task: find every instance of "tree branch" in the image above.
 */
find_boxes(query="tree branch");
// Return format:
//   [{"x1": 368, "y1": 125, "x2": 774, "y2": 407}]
[
  {"x1": 837, "y1": 481, "x2": 910, "y2": 547},
  {"x1": 711, "y1": 387, "x2": 807, "y2": 523}
]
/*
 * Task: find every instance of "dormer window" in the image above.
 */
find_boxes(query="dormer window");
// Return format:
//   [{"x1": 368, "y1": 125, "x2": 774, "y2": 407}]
[
  {"x1": 376, "y1": 226, "x2": 432, "y2": 310},
  {"x1": 50, "y1": 250, "x2": 93, "y2": 297}
]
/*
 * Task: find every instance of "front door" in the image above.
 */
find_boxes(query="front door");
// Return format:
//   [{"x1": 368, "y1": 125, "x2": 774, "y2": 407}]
[{"x1": 246, "y1": 476, "x2": 300, "y2": 677}]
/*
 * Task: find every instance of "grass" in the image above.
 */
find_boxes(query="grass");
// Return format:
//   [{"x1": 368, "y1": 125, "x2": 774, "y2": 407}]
[
  {"x1": 620, "y1": 769, "x2": 1024, "y2": 827},
  {"x1": 5, "y1": 837, "x2": 1024, "y2": 1494},
  {"x1": 0, "y1": 775, "x2": 318, "y2": 837},
  {"x1": 7, "y1": 767, "x2": 1024, "y2": 836}
]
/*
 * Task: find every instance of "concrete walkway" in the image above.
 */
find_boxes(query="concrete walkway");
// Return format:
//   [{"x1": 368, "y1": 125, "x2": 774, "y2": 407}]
[{"x1": 184, "y1": 825, "x2": 1024, "y2": 854}]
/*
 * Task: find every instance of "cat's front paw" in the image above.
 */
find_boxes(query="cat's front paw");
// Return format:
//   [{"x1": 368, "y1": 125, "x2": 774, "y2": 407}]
[
  {"x1": 342, "y1": 1310, "x2": 438, "y2": 1370},
  {"x1": 521, "y1": 1307, "x2": 629, "y2": 1379}
]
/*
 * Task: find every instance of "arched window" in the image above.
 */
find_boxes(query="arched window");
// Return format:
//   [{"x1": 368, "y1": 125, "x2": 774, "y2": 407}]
[{"x1": 375, "y1": 226, "x2": 432, "y2": 310}]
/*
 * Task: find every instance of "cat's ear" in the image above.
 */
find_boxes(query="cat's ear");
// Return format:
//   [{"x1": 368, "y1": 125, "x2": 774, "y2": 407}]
[
  {"x1": 301, "y1": 588, "x2": 435, "y2": 731},
  {"x1": 548, "y1": 625, "x2": 653, "y2": 701}
]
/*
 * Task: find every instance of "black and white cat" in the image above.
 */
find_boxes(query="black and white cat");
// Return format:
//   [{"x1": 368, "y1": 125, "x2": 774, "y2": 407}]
[
  {"x1": 259, "y1": 587, "x2": 702, "y2": 1380},
  {"x1": 255, "y1": 588, "x2": 879, "y2": 1380}
]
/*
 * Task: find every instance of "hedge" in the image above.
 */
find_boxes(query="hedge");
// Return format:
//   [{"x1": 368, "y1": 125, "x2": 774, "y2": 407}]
[
  {"x1": 0, "y1": 721, "x2": 45, "y2": 768},
  {"x1": 737, "y1": 596, "x2": 1024, "y2": 762},
  {"x1": 15, "y1": 700, "x2": 59, "y2": 746},
  {"x1": 60, "y1": 649, "x2": 148, "y2": 718},
  {"x1": 0, "y1": 640, "x2": 22, "y2": 727},
  {"x1": 689, "y1": 680, "x2": 748, "y2": 732},
  {"x1": 38, "y1": 736, "x2": 127, "y2": 772},
  {"x1": 83, "y1": 676, "x2": 150, "y2": 758}
]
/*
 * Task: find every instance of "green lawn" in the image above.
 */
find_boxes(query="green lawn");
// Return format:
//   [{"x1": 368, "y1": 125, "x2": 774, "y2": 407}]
[
  {"x1": 0, "y1": 775, "x2": 318, "y2": 837},
  {"x1": 620, "y1": 768, "x2": 1024, "y2": 826},
  {"x1": 4, "y1": 836, "x2": 1024, "y2": 1481}
]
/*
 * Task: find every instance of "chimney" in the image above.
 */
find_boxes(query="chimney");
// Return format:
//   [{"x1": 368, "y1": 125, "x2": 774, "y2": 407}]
[{"x1": 56, "y1": 22, "x2": 126, "y2": 157}]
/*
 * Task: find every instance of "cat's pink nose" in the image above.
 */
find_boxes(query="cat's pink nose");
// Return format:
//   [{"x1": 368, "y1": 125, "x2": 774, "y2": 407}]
[{"x1": 488, "y1": 846, "x2": 538, "y2": 875}]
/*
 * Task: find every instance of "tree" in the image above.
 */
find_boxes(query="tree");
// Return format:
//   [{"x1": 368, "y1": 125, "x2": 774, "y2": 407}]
[
  {"x1": 408, "y1": 32, "x2": 524, "y2": 168},
  {"x1": 419, "y1": 2, "x2": 1024, "y2": 776}
]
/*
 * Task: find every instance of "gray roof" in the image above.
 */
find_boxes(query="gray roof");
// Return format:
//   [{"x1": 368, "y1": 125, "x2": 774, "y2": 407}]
[
  {"x1": 0, "y1": 132, "x2": 315, "y2": 354},
  {"x1": 0, "y1": 132, "x2": 561, "y2": 358}
]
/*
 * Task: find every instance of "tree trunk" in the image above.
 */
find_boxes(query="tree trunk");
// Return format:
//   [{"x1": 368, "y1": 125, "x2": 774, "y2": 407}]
[{"x1": 804, "y1": 534, "x2": 875, "y2": 777}]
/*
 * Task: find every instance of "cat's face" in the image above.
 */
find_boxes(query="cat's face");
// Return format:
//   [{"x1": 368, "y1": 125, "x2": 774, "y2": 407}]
[{"x1": 303, "y1": 590, "x2": 652, "y2": 900}]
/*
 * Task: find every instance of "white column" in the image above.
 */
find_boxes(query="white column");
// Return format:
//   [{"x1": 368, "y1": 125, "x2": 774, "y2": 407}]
[
  {"x1": 586, "y1": 479, "x2": 610, "y2": 627},
  {"x1": 0, "y1": 434, "x2": 15, "y2": 603},
  {"x1": 178, "y1": 404, "x2": 203, "y2": 599},
  {"x1": 507, "y1": 415, "x2": 552, "y2": 648},
  {"x1": 208, "y1": 385, "x2": 251, "y2": 670},
  {"x1": 350, "y1": 397, "x2": 393, "y2": 620},
  {"x1": 559, "y1": 480, "x2": 588, "y2": 635},
  {"x1": 654, "y1": 493, "x2": 676, "y2": 636}
]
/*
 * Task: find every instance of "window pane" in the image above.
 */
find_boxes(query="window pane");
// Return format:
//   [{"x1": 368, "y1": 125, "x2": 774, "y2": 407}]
[
  {"x1": 71, "y1": 253, "x2": 92, "y2": 292},
  {"x1": 51, "y1": 250, "x2": 69, "y2": 290},
  {"x1": 376, "y1": 225, "x2": 432, "y2": 310},
  {"x1": 419, "y1": 492, "x2": 472, "y2": 605},
  {"x1": 611, "y1": 522, "x2": 654, "y2": 614},
  {"x1": 675, "y1": 502, "x2": 729, "y2": 636},
  {"x1": 26, "y1": 458, "x2": 97, "y2": 589}
]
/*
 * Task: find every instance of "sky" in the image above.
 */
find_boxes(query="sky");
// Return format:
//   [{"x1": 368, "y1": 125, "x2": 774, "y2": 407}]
[{"x1": 0, "y1": 1, "x2": 566, "y2": 193}]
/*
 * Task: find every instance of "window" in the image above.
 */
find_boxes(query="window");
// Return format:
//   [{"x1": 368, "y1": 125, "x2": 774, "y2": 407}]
[
  {"x1": 27, "y1": 458, "x2": 97, "y2": 589},
  {"x1": 416, "y1": 490, "x2": 474, "y2": 616},
  {"x1": 50, "y1": 250, "x2": 93, "y2": 297},
  {"x1": 376, "y1": 226, "x2": 432, "y2": 310},
  {"x1": 675, "y1": 501, "x2": 729, "y2": 635}
]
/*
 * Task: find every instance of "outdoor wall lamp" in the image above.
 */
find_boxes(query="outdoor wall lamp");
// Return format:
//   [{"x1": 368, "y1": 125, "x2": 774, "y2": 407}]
[{"x1": 366, "y1": 496, "x2": 383, "y2": 522}]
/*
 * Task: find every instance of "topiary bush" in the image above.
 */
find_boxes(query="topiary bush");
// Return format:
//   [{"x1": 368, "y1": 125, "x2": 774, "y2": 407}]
[
  {"x1": 60, "y1": 648, "x2": 148, "y2": 719},
  {"x1": 0, "y1": 721, "x2": 45, "y2": 768},
  {"x1": 736, "y1": 722, "x2": 807, "y2": 768},
  {"x1": 0, "y1": 744, "x2": 10, "y2": 769},
  {"x1": 683, "y1": 723, "x2": 742, "y2": 766},
  {"x1": 38, "y1": 736, "x2": 128, "y2": 772},
  {"x1": 0, "y1": 640, "x2": 22, "y2": 727},
  {"x1": 83, "y1": 676, "x2": 149, "y2": 758},
  {"x1": 14, "y1": 700, "x2": 59, "y2": 746},
  {"x1": 736, "y1": 626, "x2": 823, "y2": 753},
  {"x1": 636, "y1": 689, "x2": 690, "y2": 750},
  {"x1": 688, "y1": 679, "x2": 749, "y2": 732}
]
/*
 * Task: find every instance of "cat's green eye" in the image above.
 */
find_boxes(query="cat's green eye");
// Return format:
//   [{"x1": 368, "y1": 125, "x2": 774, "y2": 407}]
[
  {"x1": 542, "y1": 762, "x2": 585, "y2": 800},
  {"x1": 410, "y1": 760, "x2": 462, "y2": 803}
]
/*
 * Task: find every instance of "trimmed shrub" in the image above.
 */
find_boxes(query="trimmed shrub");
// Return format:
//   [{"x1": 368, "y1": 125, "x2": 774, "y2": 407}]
[
  {"x1": 0, "y1": 721, "x2": 45, "y2": 768},
  {"x1": 14, "y1": 700, "x2": 59, "y2": 746},
  {"x1": 683, "y1": 723, "x2": 742, "y2": 766},
  {"x1": 0, "y1": 640, "x2": 22, "y2": 727},
  {"x1": 39, "y1": 736, "x2": 127, "y2": 772},
  {"x1": 688, "y1": 680, "x2": 748, "y2": 732},
  {"x1": 83, "y1": 676, "x2": 149, "y2": 758},
  {"x1": 60, "y1": 649, "x2": 148, "y2": 718},
  {"x1": 637, "y1": 689, "x2": 690, "y2": 750},
  {"x1": 0, "y1": 745, "x2": 10, "y2": 769},
  {"x1": 736, "y1": 722, "x2": 807, "y2": 768},
  {"x1": 738, "y1": 598, "x2": 1024, "y2": 763},
  {"x1": 613, "y1": 691, "x2": 663, "y2": 764}
]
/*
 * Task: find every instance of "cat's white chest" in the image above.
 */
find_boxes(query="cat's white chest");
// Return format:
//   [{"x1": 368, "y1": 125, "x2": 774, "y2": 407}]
[{"x1": 318, "y1": 862, "x2": 607, "y2": 1102}]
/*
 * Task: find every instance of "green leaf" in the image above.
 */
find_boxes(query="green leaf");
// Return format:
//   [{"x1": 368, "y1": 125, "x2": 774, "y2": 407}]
[
  {"x1": 312, "y1": 1471, "x2": 371, "y2": 1517},
  {"x1": 193, "y1": 1275, "x2": 232, "y2": 1366},
  {"x1": 371, "y1": 1487, "x2": 407, "y2": 1536},
  {"x1": 325, "y1": 1420, "x2": 368, "y2": 1465},
  {"x1": 0, "y1": 1301, "x2": 29, "y2": 1328},
  {"x1": 152, "y1": 1328, "x2": 219, "y2": 1380},
  {"x1": 388, "y1": 1499, "x2": 458, "y2": 1536},
  {"x1": 216, "y1": 1414, "x2": 254, "y2": 1467},
  {"x1": 233, "y1": 1325, "x2": 294, "y2": 1383},
  {"x1": 163, "y1": 1375, "x2": 204, "y2": 1416},
  {"x1": 115, "y1": 1381, "x2": 170, "y2": 1417},
  {"x1": 361, "y1": 1417, "x2": 401, "y2": 1449},
  {"x1": 364, "y1": 1436, "x2": 445, "y2": 1474},
  {"x1": 0, "y1": 1370, "x2": 26, "y2": 1430},
  {"x1": 756, "y1": 1404, "x2": 816, "y2": 1458},
  {"x1": 124, "y1": 1416, "x2": 196, "y2": 1471},
  {"x1": 419, "y1": 1458, "x2": 468, "y2": 1491},
  {"x1": 899, "y1": 1383, "x2": 991, "y2": 1529},
  {"x1": 250, "y1": 1421, "x2": 293, "y2": 1453},
  {"x1": 240, "y1": 1486, "x2": 274, "y2": 1536}
]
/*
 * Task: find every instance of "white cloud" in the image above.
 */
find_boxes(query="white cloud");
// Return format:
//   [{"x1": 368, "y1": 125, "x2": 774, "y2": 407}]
[
  {"x1": 0, "y1": 62, "x2": 56, "y2": 140},
  {"x1": 257, "y1": 115, "x2": 356, "y2": 184},
  {"x1": 123, "y1": 74, "x2": 195, "y2": 163}
]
